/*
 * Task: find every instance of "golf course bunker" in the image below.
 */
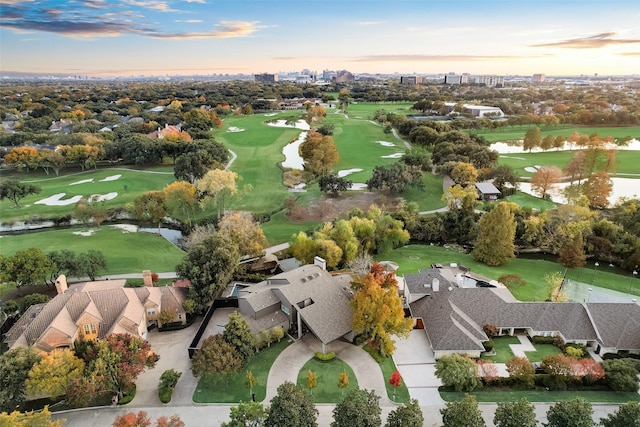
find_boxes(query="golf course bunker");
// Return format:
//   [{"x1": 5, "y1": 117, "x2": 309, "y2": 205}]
[
  {"x1": 524, "y1": 166, "x2": 539, "y2": 173},
  {"x1": 382, "y1": 153, "x2": 404, "y2": 159},
  {"x1": 88, "y1": 192, "x2": 118, "y2": 202},
  {"x1": 73, "y1": 229, "x2": 96, "y2": 237},
  {"x1": 70, "y1": 179, "x2": 94, "y2": 186},
  {"x1": 111, "y1": 224, "x2": 138, "y2": 233},
  {"x1": 375, "y1": 141, "x2": 395, "y2": 147},
  {"x1": 267, "y1": 119, "x2": 311, "y2": 130},
  {"x1": 227, "y1": 127, "x2": 245, "y2": 133},
  {"x1": 349, "y1": 183, "x2": 368, "y2": 190},
  {"x1": 338, "y1": 168, "x2": 363, "y2": 178},
  {"x1": 100, "y1": 174, "x2": 121, "y2": 182},
  {"x1": 35, "y1": 193, "x2": 82, "y2": 206},
  {"x1": 281, "y1": 131, "x2": 307, "y2": 170}
]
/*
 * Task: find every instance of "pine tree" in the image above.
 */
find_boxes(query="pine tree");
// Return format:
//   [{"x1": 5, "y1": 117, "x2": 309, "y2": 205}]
[{"x1": 472, "y1": 202, "x2": 516, "y2": 266}]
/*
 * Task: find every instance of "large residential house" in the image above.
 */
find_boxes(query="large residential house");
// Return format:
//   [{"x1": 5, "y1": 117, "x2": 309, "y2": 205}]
[
  {"x1": 235, "y1": 259, "x2": 354, "y2": 353},
  {"x1": 406, "y1": 265, "x2": 640, "y2": 359},
  {"x1": 5, "y1": 275, "x2": 186, "y2": 353}
]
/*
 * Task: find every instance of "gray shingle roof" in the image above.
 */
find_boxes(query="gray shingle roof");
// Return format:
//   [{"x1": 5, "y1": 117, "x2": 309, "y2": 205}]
[
  {"x1": 404, "y1": 269, "x2": 453, "y2": 295},
  {"x1": 475, "y1": 182, "x2": 501, "y2": 195},
  {"x1": 411, "y1": 288, "x2": 600, "y2": 352},
  {"x1": 587, "y1": 303, "x2": 640, "y2": 350}
]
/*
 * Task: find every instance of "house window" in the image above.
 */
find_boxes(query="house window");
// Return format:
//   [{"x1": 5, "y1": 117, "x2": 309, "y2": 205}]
[
  {"x1": 147, "y1": 308, "x2": 156, "y2": 315},
  {"x1": 83, "y1": 324, "x2": 97, "y2": 335}
]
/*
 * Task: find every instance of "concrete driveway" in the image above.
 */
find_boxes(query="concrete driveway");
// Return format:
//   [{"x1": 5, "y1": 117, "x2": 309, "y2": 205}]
[{"x1": 393, "y1": 330, "x2": 444, "y2": 405}]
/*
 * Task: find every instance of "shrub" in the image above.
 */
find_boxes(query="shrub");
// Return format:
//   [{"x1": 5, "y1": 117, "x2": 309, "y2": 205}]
[
  {"x1": 118, "y1": 386, "x2": 136, "y2": 405},
  {"x1": 531, "y1": 336, "x2": 555, "y2": 345},
  {"x1": 483, "y1": 340, "x2": 494, "y2": 352},
  {"x1": 483, "y1": 324, "x2": 498, "y2": 339},
  {"x1": 158, "y1": 369, "x2": 181, "y2": 403},
  {"x1": 564, "y1": 345, "x2": 584, "y2": 359},
  {"x1": 314, "y1": 351, "x2": 335, "y2": 361}
]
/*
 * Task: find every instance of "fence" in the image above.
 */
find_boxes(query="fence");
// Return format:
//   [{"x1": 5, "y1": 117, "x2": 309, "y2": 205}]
[{"x1": 187, "y1": 297, "x2": 239, "y2": 359}]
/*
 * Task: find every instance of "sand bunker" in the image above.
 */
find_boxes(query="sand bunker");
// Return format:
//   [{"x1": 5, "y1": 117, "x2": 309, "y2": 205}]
[
  {"x1": 267, "y1": 119, "x2": 311, "y2": 131},
  {"x1": 281, "y1": 131, "x2": 307, "y2": 170},
  {"x1": 338, "y1": 168, "x2": 363, "y2": 178},
  {"x1": 348, "y1": 183, "x2": 368, "y2": 190},
  {"x1": 100, "y1": 174, "x2": 121, "y2": 182},
  {"x1": 375, "y1": 141, "x2": 395, "y2": 147},
  {"x1": 227, "y1": 127, "x2": 245, "y2": 133},
  {"x1": 88, "y1": 192, "x2": 118, "y2": 202},
  {"x1": 70, "y1": 179, "x2": 94, "y2": 186},
  {"x1": 111, "y1": 224, "x2": 138, "y2": 233},
  {"x1": 381, "y1": 153, "x2": 404, "y2": 159},
  {"x1": 35, "y1": 193, "x2": 83, "y2": 206},
  {"x1": 264, "y1": 113, "x2": 278, "y2": 117},
  {"x1": 73, "y1": 229, "x2": 96, "y2": 237},
  {"x1": 524, "y1": 166, "x2": 539, "y2": 173}
]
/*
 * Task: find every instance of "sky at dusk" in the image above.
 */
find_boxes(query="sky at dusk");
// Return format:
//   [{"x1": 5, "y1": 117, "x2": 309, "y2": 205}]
[{"x1": 1, "y1": 0, "x2": 639, "y2": 77}]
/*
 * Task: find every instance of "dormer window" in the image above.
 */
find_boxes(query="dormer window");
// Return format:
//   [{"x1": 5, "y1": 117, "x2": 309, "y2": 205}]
[{"x1": 83, "y1": 324, "x2": 97, "y2": 335}]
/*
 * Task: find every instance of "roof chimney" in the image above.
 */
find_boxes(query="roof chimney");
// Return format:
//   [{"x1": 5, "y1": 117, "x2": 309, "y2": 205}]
[
  {"x1": 432, "y1": 278, "x2": 440, "y2": 292},
  {"x1": 143, "y1": 270, "x2": 153, "y2": 287},
  {"x1": 314, "y1": 256, "x2": 326, "y2": 270},
  {"x1": 55, "y1": 275, "x2": 68, "y2": 295}
]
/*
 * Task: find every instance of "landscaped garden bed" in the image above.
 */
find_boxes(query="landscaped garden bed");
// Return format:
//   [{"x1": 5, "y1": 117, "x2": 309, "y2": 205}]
[{"x1": 295, "y1": 358, "x2": 358, "y2": 402}]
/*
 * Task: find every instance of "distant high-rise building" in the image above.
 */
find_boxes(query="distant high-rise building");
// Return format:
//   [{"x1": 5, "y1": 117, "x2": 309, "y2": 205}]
[
  {"x1": 254, "y1": 73, "x2": 279, "y2": 83},
  {"x1": 531, "y1": 73, "x2": 546, "y2": 83},
  {"x1": 400, "y1": 75, "x2": 424, "y2": 85},
  {"x1": 474, "y1": 75, "x2": 504, "y2": 87},
  {"x1": 333, "y1": 70, "x2": 355, "y2": 83},
  {"x1": 444, "y1": 74, "x2": 462, "y2": 84}
]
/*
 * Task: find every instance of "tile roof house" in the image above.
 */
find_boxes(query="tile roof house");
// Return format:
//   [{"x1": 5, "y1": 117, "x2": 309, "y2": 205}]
[
  {"x1": 237, "y1": 261, "x2": 354, "y2": 353},
  {"x1": 5, "y1": 275, "x2": 186, "y2": 353},
  {"x1": 409, "y1": 284, "x2": 640, "y2": 359}
]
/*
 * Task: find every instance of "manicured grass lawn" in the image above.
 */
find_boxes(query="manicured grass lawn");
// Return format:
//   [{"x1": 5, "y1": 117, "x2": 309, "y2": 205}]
[
  {"x1": 480, "y1": 337, "x2": 562, "y2": 363},
  {"x1": 480, "y1": 336, "x2": 519, "y2": 363},
  {"x1": 524, "y1": 344, "x2": 562, "y2": 362},
  {"x1": 498, "y1": 150, "x2": 640, "y2": 178},
  {"x1": 345, "y1": 102, "x2": 416, "y2": 119},
  {"x1": 0, "y1": 225, "x2": 185, "y2": 275},
  {"x1": 378, "y1": 356, "x2": 410, "y2": 403},
  {"x1": 402, "y1": 172, "x2": 446, "y2": 212},
  {"x1": 193, "y1": 339, "x2": 291, "y2": 403},
  {"x1": 0, "y1": 167, "x2": 175, "y2": 223},
  {"x1": 261, "y1": 211, "x2": 321, "y2": 246},
  {"x1": 296, "y1": 357, "x2": 359, "y2": 403},
  {"x1": 379, "y1": 244, "x2": 640, "y2": 301},
  {"x1": 441, "y1": 389, "x2": 640, "y2": 403},
  {"x1": 473, "y1": 125, "x2": 640, "y2": 143},
  {"x1": 503, "y1": 191, "x2": 557, "y2": 211}
]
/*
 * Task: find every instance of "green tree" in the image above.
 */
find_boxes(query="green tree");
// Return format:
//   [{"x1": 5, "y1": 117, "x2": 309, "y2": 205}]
[
  {"x1": 350, "y1": 264, "x2": 412, "y2": 356},
  {"x1": 191, "y1": 334, "x2": 243, "y2": 376},
  {"x1": 331, "y1": 388, "x2": 381, "y2": 427},
  {"x1": 223, "y1": 311, "x2": 255, "y2": 362},
  {"x1": 319, "y1": 174, "x2": 353, "y2": 196},
  {"x1": 264, "y1": 381, "x2": 318, "y2": 427},
  {"x1": 384, "y1": 399, "x2": 424, "y2": 427},
  {"x1": 366, "y1": 162, "x2": 423, "y2": 194},
  {"x1": 440, "y1": 394, "x2": 486, "y2": 427},
  {"x1": 558, "y1": 230, "x2": 587, "y2": 268},
  {"x1": 245, "y1": 371, "x2": 256, "y2": 399},
  {"x1": 434, "y1": 353, "x2": 481, "y2": 392},
  {"x1": 601, "y1": 359, "x2": 640, "y2": 392},
  {"x1": 493, "y1": 398, "x2": 537, "y2": 427},
  {"x1": 0, "y1": 347, "x2": 42, "y2": 411},
  {"x1": 0, "y1": 247, "x2": 54, "y2": 288},
  {"x1": 26, "y1": 348, "x2": 85, "y2": 399},
  {"x1": 0, "y1": 179, "x2": 41, "y2": 207},
  {"x1": 133, "y1": 191, "x2": 167, "y2": 235},
  {"x1": 544, "y1": 397, "x2": 594, "y2": 427},
  {"x1": 472, "y1": 202, "x2": 516, "y2": 266},
  {"x1": 76, "y1": 250, "x2": 107, "y2": 281},
  {"x1": 506, "y1": 356, "x2": 535, "y2": 388},
  {"x1": 197, "y1": 168, "x2": 239, "y2": 218},
  {"x1": 176, "y1": 233, "x2": 239, "y2": 304},
  {"x1": 523, "y1": 126, "x2": 541, "y2": 152},
  {"x1": 221, "y1": 401, "x2": 268, "y2": 427},
  {"x1": 20, "y1": 293, "x2": 49, "y2": 312},
  {"x1": 484, "y1": 165, "x2": 518, "y2": 192},
  {"x1": 600, "y1": 401, "x2": 640, "y2": 427},
  {"x1": 46, "y1": 249, "x2": 78, "y2": 286}
]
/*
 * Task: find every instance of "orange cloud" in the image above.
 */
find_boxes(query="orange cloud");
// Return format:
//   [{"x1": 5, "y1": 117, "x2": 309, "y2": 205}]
[{"x1": 530, "y1": 32, "x2": 640, "y2": 49}]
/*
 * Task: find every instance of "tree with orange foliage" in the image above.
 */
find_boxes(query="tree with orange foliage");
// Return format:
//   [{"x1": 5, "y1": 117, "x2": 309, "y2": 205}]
[
  {"x1": 113, "y1": 412, "x2": 184, "y2": 427},
  {"x1": 389, "y1": 369, "x2": 402, "y2": 400},
  {"x1": 583, "y1": 171, "x2": 613, "y2": 209},
  {"x1": 530, "y1": 165, "x2": 562, "y2": 199},
  {"x1": 4, "y1": 147, "x2": 41, "y2": 172},
  {"x1": 350, "y1": 263, "x2": 412, "y2": 357}
]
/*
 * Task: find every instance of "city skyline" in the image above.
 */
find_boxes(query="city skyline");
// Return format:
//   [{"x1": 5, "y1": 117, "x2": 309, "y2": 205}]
[{"x1": 1, "y1": 0, "x2": 639, "y2": 78}]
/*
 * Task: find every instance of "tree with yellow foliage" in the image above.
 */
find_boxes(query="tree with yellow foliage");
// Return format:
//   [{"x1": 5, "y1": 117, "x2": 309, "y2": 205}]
[
  {"x1": 197, "y1": 169, "x2": 239, "y2": 218},
  {"x1": 0, "y1": 407, "x2": 63, "y2": 426},
  {"x1": 350, "y1": 263, "x2": 412, "y2": 357},
  {"x1": 26, "y1": 348, "x2": 84, "y2": 399}
]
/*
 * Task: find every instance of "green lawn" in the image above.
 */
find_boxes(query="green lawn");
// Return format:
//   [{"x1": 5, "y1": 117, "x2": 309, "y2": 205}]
[
  {"x1": 0, "y1": 225, "x2": 185, "y2": 275},
  {"x1": 498, "y1": 150, "x2": 640, "y2": 178},
  {"x1": 296, "y1": 357, "x2": 359, "y2": 403},
  {"x1": 193, "y1": 339, "x2": 291, "y2": 403},
  {"x1": 473, "y1": 125, "x2": 640, "y2": 143},
  {"x1": 378, "y1": 356, "x2": 410, "y2": 403},
  {"x1": 261, "y1": 210, "x2": 321, "y2": 246},
  {"x1": 480, "y1": 336, "x2": 562, "y2": 363},
  {"x1": 441, "y1": 389, "x2": 640, "y2": 403},
  {"x1": 503, "y1": 191, "x2": 557, "y2": 211},
  {"x1": 344, "y1": 102, "x2": 416, "y2": 119},
  {"x1": 0, "y1": 167, "x2": 175, "y2": 223},
  {"x1": 379, "y1": 244, "x2": 640, "y2": 301}
]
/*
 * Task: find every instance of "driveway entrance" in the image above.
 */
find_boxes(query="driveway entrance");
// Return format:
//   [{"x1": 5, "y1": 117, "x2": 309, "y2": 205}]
[{"x1": 393, "y1": 330, "x2": 444, "y2": 405}]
